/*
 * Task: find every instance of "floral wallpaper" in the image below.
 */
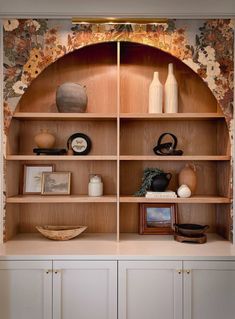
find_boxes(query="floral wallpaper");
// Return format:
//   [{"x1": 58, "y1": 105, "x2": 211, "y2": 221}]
[
  {"x1": 2, "y1": 18, "x2": 234, "y2": 241},
  {"x1": 3, "y1": 19, "x2": 234, "y2": 125}
]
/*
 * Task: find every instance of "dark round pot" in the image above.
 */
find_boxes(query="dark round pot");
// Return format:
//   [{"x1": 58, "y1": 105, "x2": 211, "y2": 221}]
[
  {"x1": 151, "y1": 173, "x2": 172, "y2": 192},
  {"x1": 174, "y1": 223, "x2": 209, "y2": 236}
]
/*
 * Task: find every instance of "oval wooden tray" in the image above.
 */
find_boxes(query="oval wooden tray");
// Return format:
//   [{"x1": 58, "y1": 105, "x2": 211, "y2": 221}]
[{"x1": 36, "y1": 225, "x2": 87, "y2": 240}]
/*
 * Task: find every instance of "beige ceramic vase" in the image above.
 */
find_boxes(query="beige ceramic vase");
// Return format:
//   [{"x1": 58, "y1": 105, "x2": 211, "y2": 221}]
[
  {"x1": 34, "y1": 129, "x2": 55, "y2": 149},
  {"x1": 178, "y1": 164, "x2": 197, "y2": 194}
]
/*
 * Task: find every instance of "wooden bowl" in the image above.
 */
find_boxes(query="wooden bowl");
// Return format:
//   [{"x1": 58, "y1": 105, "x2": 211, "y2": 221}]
[{"x1": 36, "y1": 225, "x2": 87, "y2": 240}]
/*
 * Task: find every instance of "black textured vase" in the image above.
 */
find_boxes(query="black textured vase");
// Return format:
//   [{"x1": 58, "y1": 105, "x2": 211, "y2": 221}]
[{"x1": 151, "y1": 173, "x2": 172, "y2": 192}]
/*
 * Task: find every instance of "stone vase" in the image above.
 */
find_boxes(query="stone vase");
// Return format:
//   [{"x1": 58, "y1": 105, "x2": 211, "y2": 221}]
[{"x1": 56, "y1": 82, "x2": 88, "y2": 113}]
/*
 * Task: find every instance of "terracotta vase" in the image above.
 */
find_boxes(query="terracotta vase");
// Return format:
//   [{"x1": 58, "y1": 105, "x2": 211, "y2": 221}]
[
  {"x1": 34, "y1": 129, "x2": 55, "y2": 149},
  {"x1": 178, "y1": 164, "x2": 197, "y2": 194}
]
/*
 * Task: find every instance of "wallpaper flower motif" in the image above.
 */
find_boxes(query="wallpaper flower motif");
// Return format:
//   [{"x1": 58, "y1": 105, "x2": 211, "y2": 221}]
[
  {"x1": 182, "y1": 19, "x2": 234, "y2": 122},
  {"x1": 3, "y1": 18, "x2": 234, "y2": 125}
]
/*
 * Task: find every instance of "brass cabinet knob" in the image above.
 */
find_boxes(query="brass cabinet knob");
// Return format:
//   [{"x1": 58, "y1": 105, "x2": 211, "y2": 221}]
[{"x1": 186, "y1": 269, "x2": 191, "y2": 274}]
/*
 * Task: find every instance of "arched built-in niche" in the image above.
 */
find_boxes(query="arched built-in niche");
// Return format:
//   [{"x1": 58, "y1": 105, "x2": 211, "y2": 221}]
[
  {"x1": 15, "y1": 41, "x2": 221, "y2": 114},
  {"x1": 5, "y1": 41, "x2": 232, "y2": 242}
]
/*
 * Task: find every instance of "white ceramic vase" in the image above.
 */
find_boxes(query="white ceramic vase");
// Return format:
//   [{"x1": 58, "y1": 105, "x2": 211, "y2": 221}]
[
  {"x1": 164, "y1": 63, "x2": 178, "y2": 113},
  {"x1": 177, "y1": 184, "x2": 192, "y2": 198},
  {"x1": 88, "y1": 175, "x2": 103, "y2": 197},
  {"x1": 148, "y1": 72, "x2": 163, "y2": 113}
]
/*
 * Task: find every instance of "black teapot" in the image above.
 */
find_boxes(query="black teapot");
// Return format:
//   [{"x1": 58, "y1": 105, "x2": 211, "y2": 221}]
[{"x1": 151, "y1": 173, "x2": 172, "y2": 192}]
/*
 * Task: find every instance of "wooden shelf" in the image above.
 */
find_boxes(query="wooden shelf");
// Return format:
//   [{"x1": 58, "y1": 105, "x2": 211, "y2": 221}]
[
  {"x1": 119, "y1": 113, "x2": 225, "y2": 120},
  {"x1": 13, "y1": 112, "x2": 118, "y2": 120},
  {"x1": 120, "y1": 195, "x2": 231, "y2": 204},
  {"x1": 7, "y1": 195, "x2": 231, "y2": 204},
  {"x1": 7, "y1": 195, "x2": 117, "y2": 203},
  {"x1": 6, "y1": 155, "x2": 118, "y2": 161},
  {"x1": 13, "y1": 113, "x2": 225, "y2": 121},
  {"x1": 7, "y1": 155, "x2": 230, "y2": 161},
  {"x1": 119, "y1": 155, "x2": 231, "y2": 161}
]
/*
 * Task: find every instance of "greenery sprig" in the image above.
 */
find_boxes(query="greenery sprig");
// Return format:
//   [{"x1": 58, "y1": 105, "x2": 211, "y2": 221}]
[{"x1": 134, "y1": 167, "x2": 163, "y2": 197}]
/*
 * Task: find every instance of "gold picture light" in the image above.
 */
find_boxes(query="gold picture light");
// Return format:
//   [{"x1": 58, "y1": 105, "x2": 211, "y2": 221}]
[{"x1": 72, "y1": 17, "x2": 168, "y2": 25}]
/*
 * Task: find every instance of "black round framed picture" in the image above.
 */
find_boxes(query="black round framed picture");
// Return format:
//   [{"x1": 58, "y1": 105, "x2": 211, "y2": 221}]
[{"x1": 67, "y1": 133, "x2": 92, "y2": 155}]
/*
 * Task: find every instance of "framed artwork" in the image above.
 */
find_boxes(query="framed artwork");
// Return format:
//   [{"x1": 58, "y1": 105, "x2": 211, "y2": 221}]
[
  {"x1": 139, "y1": 203, "x2": 177, "y2": 234},
  {"x1": 41, "y1": 172, "x2": 71, "y2": 195},
  {"x1": 23, "y1": 164, "x2": 54, "y2": 194}
]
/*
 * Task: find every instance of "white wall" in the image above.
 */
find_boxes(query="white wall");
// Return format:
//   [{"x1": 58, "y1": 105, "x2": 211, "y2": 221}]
[{"x1": 0, "y1": 0, "x2": 235, "y2": 17}]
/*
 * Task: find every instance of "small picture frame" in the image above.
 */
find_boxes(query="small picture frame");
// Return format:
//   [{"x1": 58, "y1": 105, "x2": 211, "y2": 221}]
[
  {"x1": 23, "y1": 164, "x2": 54, "y2": 194},
  {"x1": 139, "y1": 203, "x2": 177, "y2": 235},
  {"x1": 41, "y1": 172, "x2": 71, "y2": 195}
]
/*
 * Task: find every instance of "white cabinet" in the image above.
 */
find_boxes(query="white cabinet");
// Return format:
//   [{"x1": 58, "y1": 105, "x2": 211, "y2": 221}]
[
  {"x1": 118, "y1": 260, "x2": 235, "y2": 319},
  {"x1": 0, "y1": 260, "x2": 52, "y2": 319},
  {"x1": 1, "y1": 259, "x2": 235, "y2": 319},
  {"x1": 183, "y1": 261, "x2": 235, "y2": 319},
  {"x1": 53, "y1": 260, "x2": 117, "y2": 319},
  {"x1": 118, "y1": 261, "x2": 183, "y2": 319}
]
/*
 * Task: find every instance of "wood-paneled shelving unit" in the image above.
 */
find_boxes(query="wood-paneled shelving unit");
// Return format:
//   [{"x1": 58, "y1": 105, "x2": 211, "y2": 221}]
[{"x1": 5, "y1": 42, "x2": 232, "y2": 243}]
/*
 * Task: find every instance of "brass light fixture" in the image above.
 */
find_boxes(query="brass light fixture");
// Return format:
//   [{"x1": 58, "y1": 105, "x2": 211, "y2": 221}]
[{"x1": 72, "y1": 17, "x2": 168, "y2": 25}]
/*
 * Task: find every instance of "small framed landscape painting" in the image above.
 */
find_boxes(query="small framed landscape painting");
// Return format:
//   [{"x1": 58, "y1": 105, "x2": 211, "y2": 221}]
[
  {"x1": 139, "y1": 203, "x2": 177, "y2": 234},
  {"x1": 23, "y1": 164, "x2": 54, "y2": 194},
  {"x1": 41, "y1": 172, "x2": 71, "y2": 195}
]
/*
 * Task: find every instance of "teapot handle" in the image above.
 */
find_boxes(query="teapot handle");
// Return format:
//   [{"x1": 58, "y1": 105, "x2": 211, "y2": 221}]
[{"x1": 166, "y1": 173, "x2": 172, "y2": 181}]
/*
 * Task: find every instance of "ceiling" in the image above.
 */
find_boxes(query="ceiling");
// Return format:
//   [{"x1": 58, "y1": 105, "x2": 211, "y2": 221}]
[{"x1": 0, "y1": 0, "x2": 235, "y2": 17}]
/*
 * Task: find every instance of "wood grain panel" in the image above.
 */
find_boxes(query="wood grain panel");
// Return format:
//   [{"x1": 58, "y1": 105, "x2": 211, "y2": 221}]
[
  {"x1": 18, "y1": 203, "x2": 117, "y2": 233},
  {"x1": 120, "y1": 42, "x2": 218, "y2": 113},
  {"x1": 5, "y1": 204, "x2": 20, "y2": 241},
  {"x1": 6, "y1": 119, "x2": 20, "y2": 155},
  {"x1": 216, "y1": 204, "x2": 232, "y2": 240},
  {"x1": 216, "y1": 120, "x2": 231, "y2": 156},
  {"x1": 120, "y1": 161, "x2": 218, "y2": 196},
  {"x1": 217, "y1": 162, "x2": 232, "y2": 198},
  {"x1": 16, "y1": 43, "x2": 117, "y2": 113},
  {"x1": 15, "y1": 119, "x2": 117, "y2": 155},
  {"x1": 6, "y1": 161, "x2": 21, "y2": 197},
  {"x1": 120, "y1": 203, "x2": 216, "y2": 233},
  {"x1": 120, "y1": 119, "x2": 227, "y2": 156}
]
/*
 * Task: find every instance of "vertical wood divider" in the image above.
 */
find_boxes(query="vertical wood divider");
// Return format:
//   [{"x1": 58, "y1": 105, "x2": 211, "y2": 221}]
[{"x1": 117, "y1": 41, "x2": 120, "y2": 242}]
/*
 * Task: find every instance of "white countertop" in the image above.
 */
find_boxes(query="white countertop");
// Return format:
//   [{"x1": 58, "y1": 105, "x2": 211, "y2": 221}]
[{"x1": 0, "y1": 233, "x2": 235, "y2": 260}]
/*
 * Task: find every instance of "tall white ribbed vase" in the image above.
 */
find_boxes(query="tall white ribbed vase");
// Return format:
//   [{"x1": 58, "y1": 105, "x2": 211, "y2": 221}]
[
  {"x1": 164, "y1": 63, "x2": 178, "y2": 113},
  {"x1": 148, "y1": 71, "x2": 163, "y2": 113}
]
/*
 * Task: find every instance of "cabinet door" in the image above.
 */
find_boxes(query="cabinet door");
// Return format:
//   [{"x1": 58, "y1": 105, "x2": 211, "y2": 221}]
[
  {"x1": 184, "y1": 261, "x2": 235, "y2": 319},
  {"x1": 118, "y1": 260, "x2": 182, "y2": 319},
  {"x1": 53, "y1": 260, "x2": 117, "y2": 319},
  {"x1": 0, "y1": 260, "x2": 52, "y2": 319}
]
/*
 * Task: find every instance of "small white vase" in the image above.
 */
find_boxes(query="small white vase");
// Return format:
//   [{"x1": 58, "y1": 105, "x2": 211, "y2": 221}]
[
  {"x1": 177, "y1": 184, "x2": 191, "y2": 198},
  {"x1": 88, "y1": 175, "x2": 103, "y2": 197},
  {"x1": 164, "y1": 63, "x2": 178, "y2": 113},
  {"x1": 148, "y1": 72, "x2": 163, "y2": 113}
]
